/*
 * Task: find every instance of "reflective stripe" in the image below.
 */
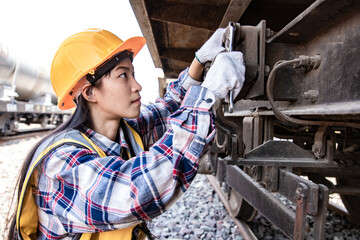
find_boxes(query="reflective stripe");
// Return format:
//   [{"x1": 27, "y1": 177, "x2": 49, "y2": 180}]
[
  {"x1": 80, "y1": 133, "x2": 107, "y2": 157},
  {"x1": 16, "y1": 139, "x2": 90, "y2": 240},
  {"x1": 124, "y1": 121, "x2": 144, "y2": 153},
  {"x1": 17, "y1": 125, "x2": 145, "y2": 240},
  {"x1": 80, "y1": 226, "x2": 137, "y2": 240}
]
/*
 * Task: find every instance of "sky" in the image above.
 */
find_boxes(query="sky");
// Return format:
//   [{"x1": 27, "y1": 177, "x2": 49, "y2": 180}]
[{"x1": 0, "y1": 0, "x2": 162, "y2": 105}]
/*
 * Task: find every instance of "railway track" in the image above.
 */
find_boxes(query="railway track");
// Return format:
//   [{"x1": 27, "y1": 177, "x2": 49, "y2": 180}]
[
  {"x1": 0, "y1": 136, "x2": 356, "y2": 239},
  {"x1": 0, "y1": 127, "x2": 53, "y2": 145},
  {"x1": 207, "y1": 174, "x2": 357, "y2": 239}
]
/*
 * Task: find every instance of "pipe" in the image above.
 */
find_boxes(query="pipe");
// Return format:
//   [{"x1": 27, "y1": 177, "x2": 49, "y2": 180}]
[{"x1": 266, "y1": 56, "x2": 360, "y2": 129}]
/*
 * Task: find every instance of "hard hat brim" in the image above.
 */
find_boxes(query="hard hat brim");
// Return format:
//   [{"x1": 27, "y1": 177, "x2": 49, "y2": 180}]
[{"x1": 58, "y1": 36, "x2": 146, "y2": 110}]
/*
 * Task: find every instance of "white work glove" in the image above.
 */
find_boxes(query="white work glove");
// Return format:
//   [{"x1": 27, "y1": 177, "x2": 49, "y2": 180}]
[
  {"x1": 195, "y1": 28, "x2": 225, "y2": 64},
  {"x1": 202, "y1": 52, "x2": 245, "y2": 106}
]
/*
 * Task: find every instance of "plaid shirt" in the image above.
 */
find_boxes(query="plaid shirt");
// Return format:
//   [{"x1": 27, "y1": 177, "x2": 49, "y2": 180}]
[{"x1": 35, "y1": 68, "x2": 216, "y2": 239}]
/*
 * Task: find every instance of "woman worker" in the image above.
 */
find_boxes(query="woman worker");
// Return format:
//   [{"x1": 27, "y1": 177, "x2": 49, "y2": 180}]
[{"x1": 7, "y1": 28, "x2": 245, "y2": 239}]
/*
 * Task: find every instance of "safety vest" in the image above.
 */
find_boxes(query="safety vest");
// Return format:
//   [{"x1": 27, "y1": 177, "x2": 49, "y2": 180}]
[{"x1": 16, "y1": 122, "x2": 147, "y2": 240}]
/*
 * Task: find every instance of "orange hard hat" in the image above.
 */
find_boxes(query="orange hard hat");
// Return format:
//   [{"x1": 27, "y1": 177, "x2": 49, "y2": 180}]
[{"x1": 50, "y1": 28, "x2": 146, "y2": 110}]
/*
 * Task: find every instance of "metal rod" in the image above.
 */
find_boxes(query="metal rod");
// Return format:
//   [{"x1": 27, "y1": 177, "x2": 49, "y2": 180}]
[
  {"x1": 293, "y1": 183, "x2": 308, "y2": 240},
  {"x1": 267, "y1": 0, "x2": 326, "y2": 43},
  {"x1": 225, "y1": 22, "x2": 236, "y2": 113},
  {"x1": 229, "y1": 90, "x2": 234, "y2": 113}
]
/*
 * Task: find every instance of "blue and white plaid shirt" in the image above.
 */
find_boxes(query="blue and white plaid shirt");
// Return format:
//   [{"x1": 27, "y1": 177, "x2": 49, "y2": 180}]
[{"x1": 35, "y1": 68, "x2": 216, "y2": 239}]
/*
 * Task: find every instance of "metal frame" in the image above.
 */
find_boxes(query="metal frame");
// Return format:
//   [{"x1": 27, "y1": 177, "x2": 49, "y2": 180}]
[{"x1": 226, "y1": 165, "x2": 329, "y2": 239}]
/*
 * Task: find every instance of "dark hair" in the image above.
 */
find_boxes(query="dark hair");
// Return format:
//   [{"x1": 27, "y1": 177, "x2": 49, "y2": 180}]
[
  {"x1": 5, "y1": 94, "x2": 91, "y2": 240},
  {"x1": 5, "y1": 51, "x2": 134, "y2": 239}
]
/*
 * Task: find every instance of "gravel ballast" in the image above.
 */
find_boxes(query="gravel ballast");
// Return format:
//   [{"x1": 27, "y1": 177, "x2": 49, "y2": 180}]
[{"x1": 1, "y1": 136, "x2": 359, "y2": 239}]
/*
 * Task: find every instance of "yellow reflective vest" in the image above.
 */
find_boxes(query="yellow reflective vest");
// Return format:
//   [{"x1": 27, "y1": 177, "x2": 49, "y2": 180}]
[{"x1": 16, "y1": 122, "x2": 147, "y2": 240}]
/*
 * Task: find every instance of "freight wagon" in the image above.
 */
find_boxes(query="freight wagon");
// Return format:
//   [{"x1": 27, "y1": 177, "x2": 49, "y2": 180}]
[
  {"x1": 0, "y1": 42, "x2": 69, "y2": 135},
  {"x1": 130, "y1": 0, "x2": 360, "y2": 239}
]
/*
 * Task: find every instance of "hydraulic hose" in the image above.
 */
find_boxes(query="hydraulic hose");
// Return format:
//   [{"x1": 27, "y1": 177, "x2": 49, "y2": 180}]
[{"x1": 266, "y1": 56, "x2": 360, "y2": 129}]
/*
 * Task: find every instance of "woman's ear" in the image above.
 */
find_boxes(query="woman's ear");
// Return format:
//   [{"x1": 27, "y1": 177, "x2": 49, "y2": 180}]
[{"x1": 81, "y1": 83, "x2": 97, "y2": 103}]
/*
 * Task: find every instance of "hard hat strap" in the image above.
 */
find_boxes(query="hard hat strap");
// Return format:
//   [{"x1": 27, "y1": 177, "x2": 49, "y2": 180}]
[{"x1": 86, "y1": 50, "x2": 134, "y2": 84}]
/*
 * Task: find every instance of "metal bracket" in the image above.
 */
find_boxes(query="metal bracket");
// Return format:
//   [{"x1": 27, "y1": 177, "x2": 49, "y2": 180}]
[
  {"x1": 312, "y1": 126, "x2": 328, "y2": 158},
  {"x1": 235, "y1": 20, "x2": 267, "y2": 100},
  {"x1": 294, "y1": 183, "x2": 308, "y2": 240},
  {"x1": 214, "y1": 105, "x2": 243, "y2": 158},
  {"x1": 313, "y1": 184, "x2": 329, "y2": 240},
  {"x1": 222, "y1": 20, "x2": 267, "y2": 113}
]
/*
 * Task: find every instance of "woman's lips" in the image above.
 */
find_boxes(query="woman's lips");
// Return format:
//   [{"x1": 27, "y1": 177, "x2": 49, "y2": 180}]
[{"x1": 132, "y1": 97, "x2": 141, "y2": 104}]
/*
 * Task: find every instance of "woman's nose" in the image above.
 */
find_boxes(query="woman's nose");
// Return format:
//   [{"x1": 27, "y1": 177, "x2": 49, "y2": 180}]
[{"x1": 132, "y1": 77, "x2": 142, "y2": 92}]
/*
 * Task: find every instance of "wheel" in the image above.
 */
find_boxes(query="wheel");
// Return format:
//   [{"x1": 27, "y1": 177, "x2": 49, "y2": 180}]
[
  {"x1": 228, "y1": 188, "x2": 257, "y2": 222},
  {"x1": 40, "y1": 115, "x2": 49, "y2": 128},
  {"x1": 336, "y1": 177, "x2": 360, "y2": 225}
]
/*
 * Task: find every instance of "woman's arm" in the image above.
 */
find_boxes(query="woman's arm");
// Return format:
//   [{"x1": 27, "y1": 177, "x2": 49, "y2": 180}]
[
  {"x1": 188, "y1": 57, "x2": 204, "y2": 82},
  {"x1": 37, "y1": 86, "x2": 216, "y2": 234},
  {"x1": 128, "y1": 28, "x2": 225, "y2": 150},
  {"x1": 128, "y1": 59, "x2": 205, "y2": 150}
]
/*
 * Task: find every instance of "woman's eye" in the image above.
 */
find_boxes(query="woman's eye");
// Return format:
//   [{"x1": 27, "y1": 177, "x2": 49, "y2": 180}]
[{"x1": 119, "y1": 73, "x2": 127, "y2": 78}]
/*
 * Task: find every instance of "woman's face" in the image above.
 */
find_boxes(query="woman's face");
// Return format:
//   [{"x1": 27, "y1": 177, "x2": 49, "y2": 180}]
[{"x1": 94, "y1": 58, "x2": 142, "y2": 120}]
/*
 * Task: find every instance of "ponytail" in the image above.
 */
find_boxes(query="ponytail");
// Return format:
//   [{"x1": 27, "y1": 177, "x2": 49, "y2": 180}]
[{"x1": 5, "y1": 95, "x2": 90, "y2": 240}]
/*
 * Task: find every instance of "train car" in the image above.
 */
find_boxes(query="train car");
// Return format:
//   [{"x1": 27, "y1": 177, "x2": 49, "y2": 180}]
[
  {"x1": 130, "y1": 0, "x2": 360, "y2": 239},
  {"x1": 0, "y1": 41, "x2": 69, "y2": 136}
]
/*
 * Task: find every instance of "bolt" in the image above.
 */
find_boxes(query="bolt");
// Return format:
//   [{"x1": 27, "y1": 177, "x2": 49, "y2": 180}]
[
  {"x1": 310, "y1": 54, "x2": 321, "y2": 69},
  {"x1": 312, "y1": 143, "x2": 321, "y2": 158},
  {"x1": 264, "y1": 65, "x2": 270, "y2": 76},
  {"x1": 296, "y1": 187, "x2": 304, "y2": 200},
  {"x1": 266, "y1": 28, "x2": 274, "y2": 39},
  {"x1": 265, "y1": 174, "x2": 272, "y2": 188},
  {"x1": 206, "y1": 161, "x2": 212, "y2": 171},
  {"x1": 304, "y1": 90, "x2": 319, "y2": 103}
]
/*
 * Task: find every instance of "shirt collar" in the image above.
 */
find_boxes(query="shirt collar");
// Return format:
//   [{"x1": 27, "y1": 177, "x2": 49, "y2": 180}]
[{"x1": 79, "y1": 124, "x2": 131, "y2": 157}]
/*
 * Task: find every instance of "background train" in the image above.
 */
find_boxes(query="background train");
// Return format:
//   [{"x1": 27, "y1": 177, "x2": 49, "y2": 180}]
[
  {"x1": 130, "y1": 0, "x2": 360, "y2": 239},
  {"x1": 0, "y1": 41, "x2": 69, "y2": 136}
]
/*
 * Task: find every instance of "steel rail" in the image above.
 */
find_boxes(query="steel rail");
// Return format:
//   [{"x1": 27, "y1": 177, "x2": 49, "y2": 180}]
[
  {"x1": 0, "y1": 129, "x2": 52, "y2": 145},
  {"x1": 206, "y1": 175, "x2": 258, "y2": 240},
  {"x1": 326, "y1": 201, "x2": 360, "y2": 226}
]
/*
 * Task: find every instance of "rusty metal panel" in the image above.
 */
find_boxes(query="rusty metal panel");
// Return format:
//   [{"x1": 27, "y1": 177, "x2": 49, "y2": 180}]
[
  {"x1": 166, "y1": 23, "x2": 210, "y2": 49},
  {"x1": 147, "y1": 0, "x2": 229, "y2": 30},
  {"x1": 131, "y1": 0, "x2": 319, "y2": 79},
  {"x1": 266, "y1": 13, "x2": 360, "y2": 108}
]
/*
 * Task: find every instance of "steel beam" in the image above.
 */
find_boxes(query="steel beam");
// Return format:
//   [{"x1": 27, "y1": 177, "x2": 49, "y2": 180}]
[
  {"x1": 129, "y1": 0, "x2": 163, "y2": 68},
  {"x1": 227, "y1": 165, "x2": 297, "y2": 238},
  {"x1": 219, "y1": 0, "x2": 252, "y2": 28}
]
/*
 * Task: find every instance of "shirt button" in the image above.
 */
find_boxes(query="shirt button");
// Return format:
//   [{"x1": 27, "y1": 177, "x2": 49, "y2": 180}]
[{"x1": 205, "y1": 98, "x2": 213, "y2": 103}]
